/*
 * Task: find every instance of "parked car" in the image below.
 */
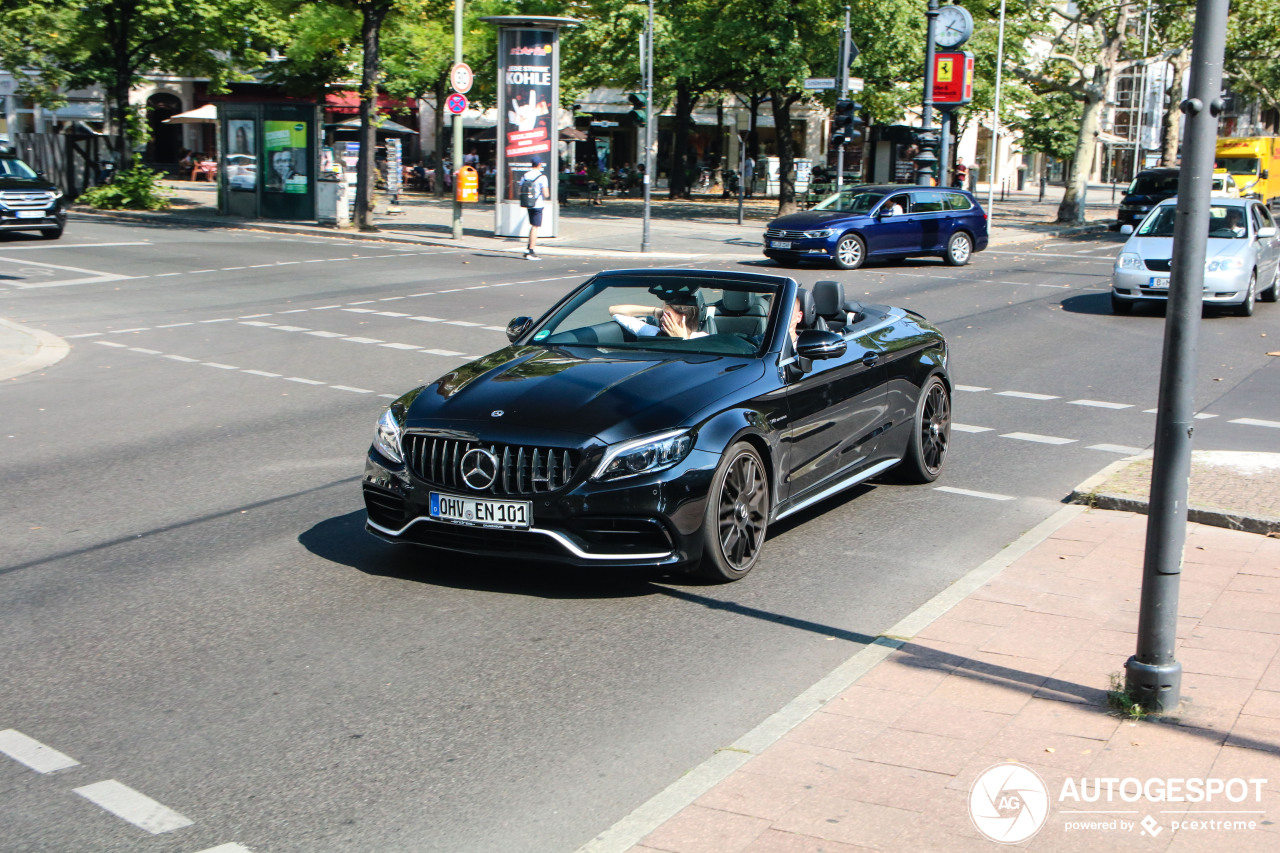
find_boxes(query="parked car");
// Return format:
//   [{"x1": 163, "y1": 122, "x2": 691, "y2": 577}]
[
  {"x1": 1211, "y1": 173, "x2": 1240, "y2": 198},
  {"x1": 763, "y1": 185, "x2": 988, "y2": 270},
  {"x1": 363, "y1": 269, "x2": 952, "y2": 581},
  {"x1": 1116, "y1": 168, "x2": 1179, "y2": 229},
  {"x1": 0, "y1": 147, "x2": 65, "y2": 240},
  {"x1": 1111, "y1": 197, "x2": 1280, "y2": 316}
]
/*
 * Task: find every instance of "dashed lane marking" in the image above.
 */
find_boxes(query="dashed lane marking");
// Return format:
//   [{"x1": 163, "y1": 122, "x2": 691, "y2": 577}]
[
  {"x1": 951, "y1": 424, "x2": 994, "y2": 433},
  {"x1": 995, "y1": 391, "x2": 1060, "y2": 401},
  {"x1": 194, "y1": 845, "x2": 255, "y2": 853},
  {"x1": 0, "y1": 729, "x2": 80, "y2": 773},
  {"x1": 1000, "y1": 432, "x2": 1077, "y2": 445},
  {"x1": 1143, "y1": 409, "x2": 1218, "y2": 419},
  {"x1": 954, "y1": 385, "x2": 990, "y2": 392},
  {"x1": 1231, "y1": 417, "x2": 1280, "y2": 429},
  {"x1": 1088, "y1": 444, "x2": 1146, "y2": 454},
  {"x1": 1069, "y1": 399, "x2": 1132, "y2": 410},
  {"x1": 934, "y1": 486, "x2": 1016, "y2": 501},
  {"x1": 73, "y1": 780, "x2": 193, "y2": 834}
]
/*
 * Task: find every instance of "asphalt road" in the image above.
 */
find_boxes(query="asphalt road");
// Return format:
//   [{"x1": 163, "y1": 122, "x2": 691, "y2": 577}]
[{"x1": 1, "y1": 220, "x2": 1277, "y2": 853}]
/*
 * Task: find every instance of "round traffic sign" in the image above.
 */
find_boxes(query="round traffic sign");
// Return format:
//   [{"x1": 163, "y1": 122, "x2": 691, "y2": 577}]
[
  {"x1": 451, "y1": 63, "x2": 473, "y2": 95},
  {"x1": 446, "y1": 93, "x2": 468, "y2": 115}
]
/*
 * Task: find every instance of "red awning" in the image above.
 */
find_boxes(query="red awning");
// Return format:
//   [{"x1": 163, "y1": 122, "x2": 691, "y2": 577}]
[{"x1": 325, "y1": 91, "x2": 417, "y2": 114}]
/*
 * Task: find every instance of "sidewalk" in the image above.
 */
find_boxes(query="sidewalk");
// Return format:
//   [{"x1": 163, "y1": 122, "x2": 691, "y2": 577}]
[{"x1": 578, "y1": 462, "x2": 1280, "y2": 853}]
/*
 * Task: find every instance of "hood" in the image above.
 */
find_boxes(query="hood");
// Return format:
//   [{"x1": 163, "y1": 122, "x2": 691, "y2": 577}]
[
  {"x1": 404, "y1": 345, "x2": 765, "y2": 442},
  {"x1": 1125, "y1": 235, "x2": 1250, "y2": 261},
  {"x1": 768, "y1": 209, "x2": 868, "y2": 230},
  {"x1": 0, "y1": 176, "x2": 57, "y2": 192}
]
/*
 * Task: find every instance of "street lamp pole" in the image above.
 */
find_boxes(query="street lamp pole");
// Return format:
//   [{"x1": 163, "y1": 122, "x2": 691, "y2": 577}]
[
  {"x1": 836, "y1": 6, "x2": 851, "y2": 191},
  {"x1": 916, "y1": 0, "x2": 940, "y2": 186},
  {"x1": 985, "y1": 0, "x2": 1007, "y2": 213},
  {"x1": 451, "y1": 0, "x2": 464, "y2": 240},
  {"x1": 641, "y1": 0, "x2": 653, "y2": 252}
]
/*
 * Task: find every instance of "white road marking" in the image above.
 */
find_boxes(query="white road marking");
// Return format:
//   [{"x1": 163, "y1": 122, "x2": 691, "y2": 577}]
[
  {"x1": 0, "y1": 241, "x2": 151, "y2": 251},
  {"x1": 951, "y1": 423, "x2": 994, "y2": 433},
  {"x1": 375, "y1": 311, "x2": 410, "y2": 317},
  {"x1": 285, "y1": 377, "x2": 326, "y2": 385},
  {"x1": 331, "y1": 385, "x2": 374, "y2": 394},
  {"x1": 203, "y1": 362, "x2": 239, "y2": 370},
  {"x1": 128, "y1": 347, "x2": 162, "y2": 355},
  {"x1": 1069, "y1": 399, "x2": 1133, "y2": 409},
  {"x1": 1000, "y1": 432, "x2": 1077, "y2": 445},
  {"x1": 1088, "y1": 444, "x2": 1146, "y2": 454},
  {"x1": 409, "y1": 316, "x2": 443, "y2": 322},
  {"x1": 239, "y1": 321, "x2": 276, "y2": 327},
  {"x1": 0, "y1": 729, "x2": 80, "y2": 773},
  {"x1": 198, "y1": 318, "x2": 232, "y2": 323},
  {"x1": 221, "y1": 267, "x2": 246, "y2": 271},
  {"x1": 483, "y1": 325, "x2": 508, "y2": 332},
  {"x1": 242, "y1": 370, "x2": 281, "y2": 378},
  {"x1": 380, "y1": 343, "x2": 421, "y2": 350},
  {"x1": 306, "y1": 330, "x2": 345, "y2": 338},
  {"x1": 154, "y1": 272, "x2": 183, "y2": 277},
  {"x1": 954, "y1": 384, "x2": 990, "y2": 392},
  {"x1": 342, "y1": 337, "x2": 383, "y2": 344},
  {"x1": 193, "y1": 845, "x2": 255, "y2": 853},
  {"x1": 95, "y1": 341, "x2": 128, "y2": 348},
  {"x1": 114, "y1": 328, "x2": 150, "y2": 334},
  {"x1": 343, "y1": 308, "x2": 377, "y2": 314},
  {"x1": 73, "y1": 780, "x2": 193, "y2": 834},
  {"x1": 66, "y1": 332, "x2": 103, "y2": 338},
  {"x1": 421, "y1": 348, "x2": 465, "y2": 356},
  {"x1": 987, "y1": 250, "x2": 1117, "y2": 261},
  {"x1": 272, "y1": 326, "x2": 310, "y2": 332},
  {"x1": 1231, "y1": 417, "x2": 1280, "y2": 429},
  {"x1": 378, "y1": 394, "x2": 399, "y2": 399},
  {"x1": 996, "y1": 391, "x2": 1060, "y2": 401},
  {"x1": 0, "y1": 255, "x2": 134, "y2": 288},
  {"x1": 278, "y1": 309, "x2": 308, "y2": 314},
  {"x1": 935, "y1": 486, "x2": 1016, "y2": 501},
  {"x1": 164, "y1": 355, "x2": 199, "y2": 363},
  {"x1": 189, "y1": 269, "x2": 215, "y2": 274},
  {"x1": 445, "y1": 320, "x2": 483, "y2": 327},
  {"x1": 349, "y1": 300, "x2": 376, "y2": 305}
]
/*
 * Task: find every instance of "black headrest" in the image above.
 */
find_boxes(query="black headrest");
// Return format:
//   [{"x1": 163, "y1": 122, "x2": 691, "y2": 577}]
[
  {"x1": 719, "y1": 289, "x2": 754, "y2": 314},
  {"x1": 813, "y1": 281, "x2": 846, "y2": 317},
  {"x1": 796, "y1": 287, "x2": 817, "y2": 328}
]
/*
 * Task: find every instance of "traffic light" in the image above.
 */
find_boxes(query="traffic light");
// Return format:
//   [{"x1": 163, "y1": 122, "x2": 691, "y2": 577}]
[
  {"x1": 831, "y1": 100, "x2": 864, "y2": 147},
  {"x1": 627, "y1": 92, "x2": 647, "y2": 127}
]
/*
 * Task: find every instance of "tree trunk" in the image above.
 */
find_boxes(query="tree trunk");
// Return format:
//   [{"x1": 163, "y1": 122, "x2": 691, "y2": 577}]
[
  {"x1": 1057, "y1": 92, "x2": 1104, "y2": 225},
  {"x1": 355, "y1": 2, "x2": 391, "y2": 231},
  {"x1": 668, "y1": 78, "x2": 696, "y2": 199},
  {"x1": 1160, "y1": 51, "x2": 1191, "y2": 167},
  {"x1": 770, "y1": 90, "x2": 800, "y2": 216},
  {"x1": 434, "y1": 75, "x2": 447, "y2": 198}
]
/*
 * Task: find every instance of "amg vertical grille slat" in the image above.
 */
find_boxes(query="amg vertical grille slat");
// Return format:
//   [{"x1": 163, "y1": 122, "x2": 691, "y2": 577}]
[{"x1": 402, "y1": 435, "x2": 580, "y2": 496}]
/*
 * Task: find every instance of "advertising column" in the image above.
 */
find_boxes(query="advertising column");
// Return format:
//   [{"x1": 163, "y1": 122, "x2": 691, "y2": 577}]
[{"x1": 483, "y1": 16, "x2": 578, "y2": 239}]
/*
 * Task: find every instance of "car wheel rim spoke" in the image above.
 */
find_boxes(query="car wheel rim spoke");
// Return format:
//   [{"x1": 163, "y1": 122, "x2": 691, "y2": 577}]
[
  {"x1": 719, "y1": 454, "x2": 765, "y2": 570},
  {"x1": 921, "y1": 385, "x2": 950, "y2": 472}
]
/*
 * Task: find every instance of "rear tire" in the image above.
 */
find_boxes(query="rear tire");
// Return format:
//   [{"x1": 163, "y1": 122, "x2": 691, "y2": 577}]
[
  {"x1": 943, "y1": 232, "x2": 972, "y2": 266},
  {"x1": 1111, "y1": 293, "x2": 1134, "y2": 314},
  {"x1": 1236, "y1": 272, "x2": 1256, "y2": 317},
  {"x1": 896, "y1": 375, "x2": 950, "y2": 484},
  {"x1": 1260, "y1": 265, "x2": 1279, "y2": 303},
  {"x1": 697, "y1": 442, "x2": 770, "y2": 582},
  {"x1": 833, "y1": 233, "x2": 866, "y2": 270}
]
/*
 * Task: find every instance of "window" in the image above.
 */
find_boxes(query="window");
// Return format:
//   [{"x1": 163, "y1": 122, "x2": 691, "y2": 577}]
[
  {"x1": 943, "y1": 192, "x2": 973, "y2": 211},
  {"x1": 910, "y1": 191, "x2": 947, "y2": 213}
]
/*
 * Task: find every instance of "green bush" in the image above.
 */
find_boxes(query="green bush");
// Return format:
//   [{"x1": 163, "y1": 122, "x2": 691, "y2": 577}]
[{"x1": 78, "y1": 166, "x2": 172, "y2": 211}]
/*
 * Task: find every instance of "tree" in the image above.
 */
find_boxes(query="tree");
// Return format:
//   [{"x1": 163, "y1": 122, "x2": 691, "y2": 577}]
[{"x1": 0, "y1": 0, "x2": 282, "y2": 166}]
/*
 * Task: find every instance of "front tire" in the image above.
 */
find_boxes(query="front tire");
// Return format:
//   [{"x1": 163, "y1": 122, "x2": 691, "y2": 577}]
[
  {"x1": 697, "y1": 442, "x2": 770, "y2": 582},
  {"x1": 1236, "y1": 272, "x2": 1256, "y2": 317},
  {"x1": 40, "y1": 225, "x2": 64, "y2": 240},
  {"x1": 896, "y1": 376, "x2": 950, "y2": 483},
  {"x1": 1111, "y1": 293, "x2": 1134, "y2": 314},
  {"x1": 833, "y1": 233, "x2": 865, "y2": 270},
  {"x1": 943, "y1": 231, "x2": 973, "y2": 266}
]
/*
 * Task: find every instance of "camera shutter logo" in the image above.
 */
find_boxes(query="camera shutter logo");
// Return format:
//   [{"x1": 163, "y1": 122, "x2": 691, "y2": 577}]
[
  {"x1": 460, "y1": 448, "x2": 499, "y2": 490},
  {"x1": 968, "y1": 762, "x2": 1050, "y2": 843}
]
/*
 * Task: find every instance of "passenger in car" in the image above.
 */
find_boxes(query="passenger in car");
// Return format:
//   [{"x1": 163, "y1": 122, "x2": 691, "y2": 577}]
[{"x1": 611, "y1": 292, "x2": 709, "y2": 339}]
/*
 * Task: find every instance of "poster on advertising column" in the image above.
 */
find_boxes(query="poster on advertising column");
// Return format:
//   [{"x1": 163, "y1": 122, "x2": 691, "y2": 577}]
[
  {"x1": 264, "y1": 120, "x2": 309, "y2": 194},
  {"x1": 502, "y1": 29, "x2": 553, "y2": 163}
]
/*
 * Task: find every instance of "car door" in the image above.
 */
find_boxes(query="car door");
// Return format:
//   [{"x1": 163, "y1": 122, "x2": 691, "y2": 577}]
[
  {"x1": 781, "y1": 336, "x2": 886, "y2": 504},
  {"x1": 1251, "y1": 203, "x2": 1280, "y2": 284},
  {"x1": 872, "y1": 192, "x2": 921, "y2": 257},
  {"x1": 908, "y1": 190, "x2": 950, "y2": 253}
]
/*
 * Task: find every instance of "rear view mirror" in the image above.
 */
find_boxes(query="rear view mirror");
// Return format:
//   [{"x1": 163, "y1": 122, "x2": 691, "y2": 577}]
[
  {"x1": 506, "y1": 316, "x2": 533, "y2": 342},
  {"x1": 1120, "y1": 224, "x2": 1134, "y2": 235}
]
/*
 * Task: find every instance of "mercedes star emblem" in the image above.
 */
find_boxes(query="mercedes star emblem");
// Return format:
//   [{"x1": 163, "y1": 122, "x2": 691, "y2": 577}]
[{"x1": 460, "y1": 448, "x2": 499, "y2": 490}]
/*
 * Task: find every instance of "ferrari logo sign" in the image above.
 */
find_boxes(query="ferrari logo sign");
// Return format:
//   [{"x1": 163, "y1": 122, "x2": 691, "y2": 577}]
[{"x1": 933, "y1": 51, "x2": 974, "y2": 106}]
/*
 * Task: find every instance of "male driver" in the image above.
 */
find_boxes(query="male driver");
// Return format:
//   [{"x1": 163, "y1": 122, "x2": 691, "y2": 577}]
[
  {"x1": 611, "y1": 291, "x2": 708, "y2": 340},
  {"x1": 522, "y1": 157, "x2": 549, "y2": 260}
]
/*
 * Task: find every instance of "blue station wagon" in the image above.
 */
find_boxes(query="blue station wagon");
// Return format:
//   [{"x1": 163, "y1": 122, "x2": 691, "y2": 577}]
[{"x1": 763, "y1": 185, "x2": 989, "y2": 270}]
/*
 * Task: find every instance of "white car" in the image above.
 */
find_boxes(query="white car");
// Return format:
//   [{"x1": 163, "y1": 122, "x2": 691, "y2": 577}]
[
  {"x1": 1211, "y1": 174, "x2": 1240, "y2": 197},
  {"x1": 1111, "y1": 197, "x2": 1280, "y2": 316}
]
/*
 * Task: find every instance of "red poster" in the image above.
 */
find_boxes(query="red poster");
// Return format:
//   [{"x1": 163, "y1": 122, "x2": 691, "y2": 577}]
[{"x1": 933, "y1": 52, "x2": 974, "y2": 106}]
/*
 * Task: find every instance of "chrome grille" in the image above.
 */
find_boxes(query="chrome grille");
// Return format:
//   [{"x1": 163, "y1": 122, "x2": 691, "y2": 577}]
[
  {"x1": 0, "y1": 190, "x2": 55, "y2": 209},
  {"x1": 403, "y1": 434, "x2": 580, "y2": 495},
  {"x1": 766, "y1": 228, "x2": 810, "y2": 240}
]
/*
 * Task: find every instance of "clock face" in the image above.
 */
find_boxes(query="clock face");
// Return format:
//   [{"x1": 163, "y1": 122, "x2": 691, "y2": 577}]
[{"x1": 935, "y1": 5, "x2": 973, "y2": 48}]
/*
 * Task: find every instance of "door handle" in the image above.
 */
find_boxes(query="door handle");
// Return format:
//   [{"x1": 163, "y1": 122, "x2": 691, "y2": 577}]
[{"x1": 862, "y1": 352, "x2": 879, "y2": 367}]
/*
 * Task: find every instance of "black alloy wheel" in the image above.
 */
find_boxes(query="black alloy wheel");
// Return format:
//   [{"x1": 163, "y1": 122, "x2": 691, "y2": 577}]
[
  {"x1": 1236, "y1": 272, "x2": 1257, "y2": 317},
  {"x1": 698, "y1": 442, "x2": 770, "y2": 582},
  {"x1": 944, "y1": 231, "x2": 973, "y2": 266},
  {"x1": 834, "y1": 233, "x2": 866, "y2": 270},
  {"x1": 897, "y1": 376, "x2": 950, "y2": 483}
]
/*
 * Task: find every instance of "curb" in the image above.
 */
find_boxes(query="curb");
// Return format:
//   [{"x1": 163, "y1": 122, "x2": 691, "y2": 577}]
[
  {"x1": 0, "y1": 317, "x2": 71, "y2": 382},
  {"x1": 1069, "y1": 452, "x2": 1280, "y2": 537},
  {"x1": 574, "y1": 503, "x2": 1087, "y2": 853}
]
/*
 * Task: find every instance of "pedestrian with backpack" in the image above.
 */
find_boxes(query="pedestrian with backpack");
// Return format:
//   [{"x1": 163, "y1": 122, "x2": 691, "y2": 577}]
[{"x1": 520, "y1": 157, "x2": 550, "y2": 260}]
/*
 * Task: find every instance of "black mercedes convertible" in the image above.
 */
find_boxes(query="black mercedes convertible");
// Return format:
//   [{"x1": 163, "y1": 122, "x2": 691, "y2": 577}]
[{"x1": 363, "y1": 269, "x2": 951, "y2": 581}]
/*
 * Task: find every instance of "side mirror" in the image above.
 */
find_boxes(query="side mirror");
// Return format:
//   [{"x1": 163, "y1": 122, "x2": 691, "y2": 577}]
[
  {"x1": 1263, "y1": 169, "x2": 1270, "y2": 179},
  {"x1": 796, "y1": 329, "x2": 847, "y2": 360},
  {"x1": 506, "y1": 316, "x2": 533, "y2": 342},
  {"x1": 1257, "y1": 226, "x2": 1277, "y2": 239},
  {"x1": 1120, "y1": 224, "x2": 1134, "y2": 235},
  {"x1": 879, "y1": 206, "x2": 896, "y2": 217}
]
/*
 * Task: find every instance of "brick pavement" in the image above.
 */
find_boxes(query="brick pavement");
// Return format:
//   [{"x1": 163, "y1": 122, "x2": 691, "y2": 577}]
[{"x1": 575, "y1": 500, "x2": 1280, "y2": 853}]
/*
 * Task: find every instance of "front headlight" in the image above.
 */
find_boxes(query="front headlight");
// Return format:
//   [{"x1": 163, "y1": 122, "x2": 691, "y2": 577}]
[
  {"x1": 1206, "y1": 256, "x2": 1246, "y2": 273},
  {"x1": 803, "y1": 228, "x2": 834, "y2": 239},
  {"x1": 592, "y1": 429, "x2": 694, "y2": 481},
  {"x1": 373, "y1": 407, "x2": 404, "y2": 463},
  {"x1": 1117, "y1": 253, "x2": 1144, "y2": 270},
  {"x1": 51, "y1": 188, "x2": 64, "y2": 200}
]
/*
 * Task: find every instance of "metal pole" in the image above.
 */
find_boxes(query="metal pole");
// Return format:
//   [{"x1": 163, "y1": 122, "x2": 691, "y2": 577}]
[
  {"x1": 939, "y1": 109, "x2": 951, "y2": 186},
  {"x1": 641, "y1": 0, "x2": 653, "y2": 252},
  {"x1": 451, "y1": 0, "x2": 464, "y2": 240},
  {"x1": 836, "y1": 6, "x2": 851, "y2": 191},
  {"x1": 1124, "y1": 0, "x2": 1229, "y2": 713},
  {"x1": 917, "y1": 0, "x2": 939, "y2": 186},
  {"x1": 985, "y1": 0, "x2": 1007, "y2": 213},
  {"x1": 1133, "y1": 1, "x2": 1153, "y2": 181}
]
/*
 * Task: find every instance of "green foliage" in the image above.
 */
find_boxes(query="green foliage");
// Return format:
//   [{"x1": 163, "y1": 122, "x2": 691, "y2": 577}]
[
  {"x1": 77, "y1": 167, "x2": 172, "y2": 211},
  {"x1": 1007, "y1": 90, "x2": 1080, "y2": 160}
]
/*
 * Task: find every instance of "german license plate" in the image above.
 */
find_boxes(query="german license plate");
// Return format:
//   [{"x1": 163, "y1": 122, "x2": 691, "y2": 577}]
[
  {"x1": 430, "y1": 492, "x2": 530, "y2": 529},
  {"x1": 1147, "y1": 277, "x2": 1169, "y2": 289},
  {"x1": 15, "y1": 210, "x2": 45, "y2": 219},
  {"x1": 770, "y1": 240, "x2": 791, "y2": 249}
]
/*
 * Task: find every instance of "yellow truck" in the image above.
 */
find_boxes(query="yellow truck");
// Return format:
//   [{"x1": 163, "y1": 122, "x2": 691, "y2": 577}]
[{"x1": 1215, "y1": 137, "x2": 1280, "y2": 206}]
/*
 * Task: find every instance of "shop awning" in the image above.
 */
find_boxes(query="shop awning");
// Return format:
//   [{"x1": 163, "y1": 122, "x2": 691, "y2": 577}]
[
  {"x1": 164, "y1": 104, "x2": 217, "y2": 124},
  {"x1": 327, "y1": 117, "x2": 419, "y2": 135}
]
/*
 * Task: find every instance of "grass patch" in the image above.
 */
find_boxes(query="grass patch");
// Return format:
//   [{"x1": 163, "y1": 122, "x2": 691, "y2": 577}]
[{"x1": 1107, "y1": 672, "x2": 1149, "y2": 720}]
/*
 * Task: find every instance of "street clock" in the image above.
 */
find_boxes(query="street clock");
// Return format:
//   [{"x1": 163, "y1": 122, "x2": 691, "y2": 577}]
[{"x1": 934, "y1": 5, "x2": 974, "y2": 49}]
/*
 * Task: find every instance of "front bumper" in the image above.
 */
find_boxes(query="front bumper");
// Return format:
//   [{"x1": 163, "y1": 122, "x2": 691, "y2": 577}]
[
  {"x1": 1112, "y1": 267, "x2": 1254, "y2": 304},
  {"x1": 762, "y1": 235, "x2": 836, "y2": 263},
  {"x1": 362, "y1": 446, "x2": 722, "y2": 567},
  {"x1": 0, "y1": 207, "x2": 64, "y2": 231}
]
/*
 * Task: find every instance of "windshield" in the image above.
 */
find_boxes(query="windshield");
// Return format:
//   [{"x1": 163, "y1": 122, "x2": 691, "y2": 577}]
[
  {"x1": 1219, "y1": 158, "x2": 1260, "y2": 176},
  {"x1": 1127, "y1": 173, "x2": 1178, "y2": 195},
  {"x1": 813, "y1": 188, "x2": 884, "y2": 214},
  {"x1": 0, "y1": 157, "x2": 39, "y2": 179},
  {"x1": 535, "y1": 275, "x2": 780, "y2": 356},
  {"x1": 1136, "y1": 204, "x2": 1250, "y2": 240}
]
